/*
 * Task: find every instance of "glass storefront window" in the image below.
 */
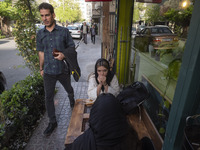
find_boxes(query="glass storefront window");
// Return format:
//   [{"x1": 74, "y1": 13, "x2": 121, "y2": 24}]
[{"x1": 131, "y1": 0, "x2": 193, "y2": 138}]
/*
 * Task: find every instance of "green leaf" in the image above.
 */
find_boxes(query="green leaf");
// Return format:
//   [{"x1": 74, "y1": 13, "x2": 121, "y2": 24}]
[
  {"x1": 164, "y1": 100, "x2": 170, "y2": 109},
  {"x1": 159, "y1": 127, "x2": 165, "y2": 134}
]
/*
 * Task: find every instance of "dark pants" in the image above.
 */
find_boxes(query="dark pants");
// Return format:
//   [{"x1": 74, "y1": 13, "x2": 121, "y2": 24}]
[
  {"x1": 91, "y1": 35, "x2": 95, "y2": 44},
  {"x1": 83, "y1": 33, "x2": 87, "y2": 44},
  {"x1": 43, "y1": 73, "x2": 74, "y2": 123}
]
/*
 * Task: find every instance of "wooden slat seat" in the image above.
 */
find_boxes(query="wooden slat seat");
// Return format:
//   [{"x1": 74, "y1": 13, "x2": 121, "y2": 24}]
[{"x1": 65, "y1": 99, "x2": 90, "y2": 145}]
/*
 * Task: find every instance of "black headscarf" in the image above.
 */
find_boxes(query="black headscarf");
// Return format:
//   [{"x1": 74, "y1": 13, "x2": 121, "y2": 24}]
[
  {"x1": 94, "y1": 58, "x2": 114, "y2": 91},
  {"x1": 71, "y1": 94, "x2": 131, "y2": 150}
]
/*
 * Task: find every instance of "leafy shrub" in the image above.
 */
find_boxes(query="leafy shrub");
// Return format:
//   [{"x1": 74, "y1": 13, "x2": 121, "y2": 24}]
[
  {"x1": 12, "y1": 0, "x2": 40, "y2": 72},
  {"x1": 0, "y1": 30, "x2": 6, "y2": 39},
  {"x1": 0, "y1": 72, "x2": 45, "y2": 149}
]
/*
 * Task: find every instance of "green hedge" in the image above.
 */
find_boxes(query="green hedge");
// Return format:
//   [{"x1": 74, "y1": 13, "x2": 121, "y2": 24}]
[
  {"x1": 0, "y1": 30, "x2": 6, "y2": 39},
  {"x1": 0, "y1": 72, "x2": 45, "y2": 149},
  {"x1": 0, "y1": 35, "x2": 6, "y2": 39}
]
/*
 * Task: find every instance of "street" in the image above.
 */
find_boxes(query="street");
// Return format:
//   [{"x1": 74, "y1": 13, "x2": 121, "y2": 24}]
[
  {"x1": 0, "y1": 35, "x2": 101, "y2": 89},
  {"x1": 0, "y1": 38, "x2": 31, "y2": 89}
]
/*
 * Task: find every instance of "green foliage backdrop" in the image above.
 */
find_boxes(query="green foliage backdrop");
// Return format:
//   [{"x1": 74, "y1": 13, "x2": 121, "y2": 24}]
[
  {"x1": 145, "y1": 4, "x2": 165, "y2": 25},
  {"x1": 12, "y1": 0, "x2": 39, "y2": 72},
  {"x1": 54, "y1": 0, "x2": 82, "y2": 23},
  {"x1": 164, "y1": 5, "x2": 193, "y2": 37},
  {"x1": 0, "y1": 0, "x2": 16, "y2": 20}
]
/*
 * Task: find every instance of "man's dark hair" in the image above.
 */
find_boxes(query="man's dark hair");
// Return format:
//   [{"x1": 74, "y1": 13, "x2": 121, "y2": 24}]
[{"x1": 38, "y1": 2, "x2": 54, "y2": 14}]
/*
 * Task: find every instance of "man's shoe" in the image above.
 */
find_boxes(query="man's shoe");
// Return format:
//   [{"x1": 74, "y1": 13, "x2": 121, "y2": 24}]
[{"x1": 43, "y1": 122, "x2": 57, "y2": 136}]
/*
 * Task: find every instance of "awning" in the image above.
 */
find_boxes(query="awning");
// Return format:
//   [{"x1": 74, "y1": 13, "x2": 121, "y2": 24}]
[{"x1": 92, "y1": 15, "x2": 101, "y2": 18}]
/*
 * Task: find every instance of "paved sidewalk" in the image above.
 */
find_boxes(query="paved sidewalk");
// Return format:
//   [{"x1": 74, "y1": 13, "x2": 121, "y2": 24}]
[
  {"x1": 25, "y1": 35, "x2": 101, "y2": 150},
  {"x1": 25, "y1": 82, "x2": 88, "y2": 150}
]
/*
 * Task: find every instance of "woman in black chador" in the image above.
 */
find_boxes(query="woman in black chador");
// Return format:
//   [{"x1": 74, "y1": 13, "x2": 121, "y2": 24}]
[{"x1": 70, "y1": 93, "x2": 141, "y2": 150}]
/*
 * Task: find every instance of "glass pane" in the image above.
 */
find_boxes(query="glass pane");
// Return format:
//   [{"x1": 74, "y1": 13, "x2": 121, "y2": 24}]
[
  {"x1": 131, "y1": 0, "x2": 193, "y2": 139},
  {"x1": 71, "y1": 26, "x2": 78, "y2": 30},
  {"x1": 67, "y1": 26, "x2": 72, "y2": 30}
]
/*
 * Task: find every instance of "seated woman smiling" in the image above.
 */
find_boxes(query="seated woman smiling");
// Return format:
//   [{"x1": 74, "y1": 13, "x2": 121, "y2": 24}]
[{"x1": 87, "y1": 58, "x2": 120, "y2": 101}]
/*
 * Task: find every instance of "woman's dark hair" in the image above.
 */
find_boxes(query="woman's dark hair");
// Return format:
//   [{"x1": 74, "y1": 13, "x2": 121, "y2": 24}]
[
  {"x1": 95, "y1": 58, "x2": 114, "y2": 91},
  {"x1": 38, "y1": 2, "x2": 54, "y2": 14}
]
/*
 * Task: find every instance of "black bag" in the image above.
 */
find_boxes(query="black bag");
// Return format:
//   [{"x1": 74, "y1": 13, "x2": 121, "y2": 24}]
[
  {"x1": 117, "y1": 81, "x2": 150, "y2": 114},
  {"x1": 182, "y1": 115, "x2": 200, "y2": 150}
]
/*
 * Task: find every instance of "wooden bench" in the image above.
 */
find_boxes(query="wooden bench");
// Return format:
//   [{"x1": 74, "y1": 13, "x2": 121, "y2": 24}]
[
  {"x1": 65, "y1": 99, "x2": 163, "y2": 150},
  {"x1": 65, "y1": 99, "x2": 91, "y2": 146}
]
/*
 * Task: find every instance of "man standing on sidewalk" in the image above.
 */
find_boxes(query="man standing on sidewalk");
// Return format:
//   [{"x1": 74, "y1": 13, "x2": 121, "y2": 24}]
[
  {"x1": 90, "y1": 24, "x2": 96, "y2": 44},
  {"x1": 80, "y1": 22, "x2": 88, "y2": 44},
  {"x1": 36, "y1": 2, "x2": 75, "y2": 136}
]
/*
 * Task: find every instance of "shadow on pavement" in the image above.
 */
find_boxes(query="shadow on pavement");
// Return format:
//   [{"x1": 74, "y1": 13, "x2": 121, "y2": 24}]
[{"x1": 0, "y1": 41, "x2": 9, "y2": 44}]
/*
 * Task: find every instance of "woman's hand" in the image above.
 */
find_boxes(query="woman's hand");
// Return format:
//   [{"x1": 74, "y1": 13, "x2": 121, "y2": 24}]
[
  {"x1": 98, "y1": 75, "x2": 107, "y2": 85},
  {"x1": 97, "y1": 75, "x2": 107, "y2": 96},
  {"x1": 97, "y1": 76, "x2": 102, "y2": 84}
]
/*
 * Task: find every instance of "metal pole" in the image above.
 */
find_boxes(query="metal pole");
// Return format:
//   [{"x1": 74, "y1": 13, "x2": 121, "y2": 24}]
[
  {"x1": 118, "y1": 27, "x2": 123, "y2": 78},
  {"x1": 123, "y1": 26, "x2": 129, "y2": 85}
]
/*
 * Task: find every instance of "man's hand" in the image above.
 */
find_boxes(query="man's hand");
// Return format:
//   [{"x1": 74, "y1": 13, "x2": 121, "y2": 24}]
[
  {"x1": 52, "y1": 48, "x2": 65, "y2": 60},
  {"x1": 40, "y1": 70, "x2": 44, "y2": 76},
  {"x1": 54, "y1": 52, "x2": 65, "y2": 60}
]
